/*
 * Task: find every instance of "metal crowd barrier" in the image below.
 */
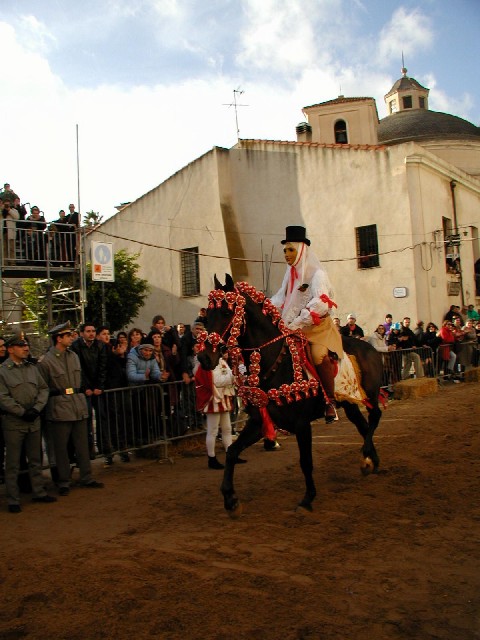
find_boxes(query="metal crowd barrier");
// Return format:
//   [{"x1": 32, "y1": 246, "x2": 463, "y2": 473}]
[
  {"x1": 92, "y1": 380, "x2": 206, "y2": 460},
  {"x1": 379, "y1": 346, "x2": 432, "y2": 388},
  {"x1": 379, "y1": 341, "x2": 479, "y2": 389},
  {"x1": 433, "y1": 340, "x2": 479, "y2": 379}
]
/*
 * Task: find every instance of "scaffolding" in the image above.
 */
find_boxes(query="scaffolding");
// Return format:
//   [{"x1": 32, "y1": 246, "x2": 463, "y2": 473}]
[{"x1": 0, "y1": 226, "x2": 87, "y2": 334}]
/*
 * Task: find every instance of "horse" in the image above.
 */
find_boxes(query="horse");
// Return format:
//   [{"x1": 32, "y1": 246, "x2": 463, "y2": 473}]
[{"x1": 197, "y1": 275, "x2": 383, "y2": 517}]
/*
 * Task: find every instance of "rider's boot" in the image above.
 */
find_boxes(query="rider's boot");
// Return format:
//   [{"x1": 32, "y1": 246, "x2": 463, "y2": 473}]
[{"x1": 315, "y1": 358, "x2": 337, "y2": 424}]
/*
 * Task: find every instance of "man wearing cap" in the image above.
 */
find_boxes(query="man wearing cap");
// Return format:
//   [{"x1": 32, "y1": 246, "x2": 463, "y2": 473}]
[
  {"x1": 340, "y1": 314, "x2": 365, "y2": 339},
  {"x1": 270, "y1": 225, "x2": 343, "y2": 423},
  {"x1": 38, "y1": 322, "x2": 104, "y2": 495},
  {"x1": 0, "y1": 334, "x2": 56, "y2": 513}
]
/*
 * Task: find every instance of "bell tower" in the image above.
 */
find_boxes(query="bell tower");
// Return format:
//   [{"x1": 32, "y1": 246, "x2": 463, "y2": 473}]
[{"x1": 384, "y1": 59, "x2": 430, "y2": 115}]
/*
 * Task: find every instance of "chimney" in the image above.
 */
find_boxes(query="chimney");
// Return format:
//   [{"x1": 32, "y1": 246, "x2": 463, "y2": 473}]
[{"x1": 296, "y1": 122, "x2": 312, "y2": 143}]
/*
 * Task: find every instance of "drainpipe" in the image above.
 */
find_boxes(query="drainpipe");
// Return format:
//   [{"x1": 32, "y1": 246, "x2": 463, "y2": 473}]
[{"x1": 450, "y1": 180, "x2": 465, "y2": 307}]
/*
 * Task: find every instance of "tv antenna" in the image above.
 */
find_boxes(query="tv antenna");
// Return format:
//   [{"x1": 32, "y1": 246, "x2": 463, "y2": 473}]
[{"x1": 223, "y1": 88, "x2": 249, "y2": 140}]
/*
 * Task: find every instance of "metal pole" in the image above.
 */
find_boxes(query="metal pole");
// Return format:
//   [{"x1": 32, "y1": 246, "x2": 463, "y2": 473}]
[
  {"x1": 76, "y1": 124, "x2": 81, "y2": 217},
  {"x1": 79, "y1": 228, "x2": 87, "y2": 324},
  {"x1": 101, "y1": 281, "x2": 106, "y2": 325},
  {"x1": 450, "y1": 180, "x2": 465, "y2": 308},
  {"x1": 45, "y1": 240, "x2": 53, "y2": 327},
  {"x1": 76, "y1": 124, "x2": 86, "y2": 323}
]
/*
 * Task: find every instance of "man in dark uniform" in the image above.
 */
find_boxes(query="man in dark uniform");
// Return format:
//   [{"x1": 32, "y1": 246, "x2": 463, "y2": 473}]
[
  {"x1": 0, "y1": 334, "x2": 56, "y2": 513},
  {"x1": 38, "y1": 322, "x2": 104, "y2": 496}
]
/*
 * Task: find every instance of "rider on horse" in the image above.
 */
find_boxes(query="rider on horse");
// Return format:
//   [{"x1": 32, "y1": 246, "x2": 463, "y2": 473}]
[{"x1": 270, "y1": 225, "x2": 342, "y2": 423}]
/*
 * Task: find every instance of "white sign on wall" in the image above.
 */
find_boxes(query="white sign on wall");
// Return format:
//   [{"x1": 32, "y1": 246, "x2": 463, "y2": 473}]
[
  {"x1": 91, "y1": 242, "x2": 115, "y2": 282},
  {"x1": 393, "y1": 287, "x2": 407, "y2": 298}
]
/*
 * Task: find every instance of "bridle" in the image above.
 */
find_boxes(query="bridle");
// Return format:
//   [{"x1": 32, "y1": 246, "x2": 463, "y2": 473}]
[{"x1": 197, "y1": 282, "x2": 320, "y2": 408}]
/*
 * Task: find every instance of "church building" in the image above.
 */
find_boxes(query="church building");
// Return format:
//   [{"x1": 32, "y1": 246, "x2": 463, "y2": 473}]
[{"x1": 89, "y1": 67, "x2": 480, "y2": 332}]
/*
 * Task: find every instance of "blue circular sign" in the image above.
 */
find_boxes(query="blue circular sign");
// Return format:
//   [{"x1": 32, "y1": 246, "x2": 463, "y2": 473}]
[{"x1": 94, "y1": 244, "x2": 111, "y2": 265}]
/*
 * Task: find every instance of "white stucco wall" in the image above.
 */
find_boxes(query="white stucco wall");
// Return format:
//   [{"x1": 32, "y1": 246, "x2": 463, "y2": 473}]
[
  {"x1": 88, "y1": 149, "x2": 231, "y2": 330},
  {"x1": 89, "y1": 138, "x2": 480, "y2": 336}
]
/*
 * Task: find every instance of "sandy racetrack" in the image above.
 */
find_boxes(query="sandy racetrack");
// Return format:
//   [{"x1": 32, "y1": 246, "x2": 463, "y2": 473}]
[{"x1": 1, "y1": 383, "x2": 479, "y2": 640}]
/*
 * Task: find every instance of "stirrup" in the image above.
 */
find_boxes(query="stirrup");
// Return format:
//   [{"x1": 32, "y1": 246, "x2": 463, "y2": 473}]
[{"x1": 325, "y1": 403, "x2": 338, "y2": 424}]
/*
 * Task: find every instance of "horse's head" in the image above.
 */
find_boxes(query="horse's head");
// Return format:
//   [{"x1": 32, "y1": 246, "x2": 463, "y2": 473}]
[
  {"x1": 197, "y1": 274, "x2": 237, "y2": 371},
  {"x1": 197, "y1": 274, "x2": 285, "y2": 375}
]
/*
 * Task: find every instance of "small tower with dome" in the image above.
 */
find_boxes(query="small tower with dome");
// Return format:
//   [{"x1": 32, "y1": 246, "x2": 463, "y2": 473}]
[{"x1": 384, "y1": 61, "x2": 430, "y2": 114}]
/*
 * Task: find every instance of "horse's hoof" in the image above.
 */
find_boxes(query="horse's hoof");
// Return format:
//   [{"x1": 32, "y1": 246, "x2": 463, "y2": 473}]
[
  {"x1": 227, "y1": 502, "x2": 243, "y2": 519},
  {"x1": 296, "y1": 501, "x2": 313, "y2": 513},
  {"x1": 360, "y1": 456, "x2": 375, "y2": 475}
]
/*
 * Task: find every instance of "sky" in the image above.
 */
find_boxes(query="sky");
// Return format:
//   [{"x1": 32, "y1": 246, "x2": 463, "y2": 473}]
[{"x1": 1, "y1": 0, "x2": 479, "y2": 223}]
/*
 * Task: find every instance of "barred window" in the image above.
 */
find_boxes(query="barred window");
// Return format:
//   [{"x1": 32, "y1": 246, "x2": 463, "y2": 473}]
[
  {"x1": 181, "y1": 247, "x2": 200, "y2": 296},
  {"x1": 356, "y1": 225, "x2": 380, "y2": 269},
  {"x1": 334, "y1": 120, "x2": 348, "y2": 144}
]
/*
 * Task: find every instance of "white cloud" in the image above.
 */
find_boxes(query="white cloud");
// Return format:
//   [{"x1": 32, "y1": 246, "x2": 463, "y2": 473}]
[
  {"x1": 424, "y1": 74, "x2": 474, "y2": 120},
  {"x1": 377, "y1": 7, "x2": 434, "y2": 65},
  {"x1": 151, "y1": 0, "x2": 184, "y2": 19},
  {"x1": 1, "y1": 1, "x2": 477, "y2": 223},
  {"x1": 17, "y1": 14, "x2": 57, "y2": 54},
  {"x1": 237, "y1": 0, "x2": 328, "y2": 74}
]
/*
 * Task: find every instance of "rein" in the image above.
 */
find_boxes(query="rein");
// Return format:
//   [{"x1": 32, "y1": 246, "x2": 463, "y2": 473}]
[{"x1": 198, "y1": 282, "x2": 320, "y2": 408}]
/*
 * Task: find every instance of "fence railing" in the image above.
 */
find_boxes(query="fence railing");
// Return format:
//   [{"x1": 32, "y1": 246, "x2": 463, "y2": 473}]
[
  {"x1": 91, "y1": 380, "x2": 202, "y2": 460},
  {"x1": 83, "y1": 379, "x2": 244, "y2": 462},
  {"x1": 1, "y1": 226, "x2": 79, "y2": 268},
  {"x1": 379, "y1": 342, "x2": 479, "y2": 388}
]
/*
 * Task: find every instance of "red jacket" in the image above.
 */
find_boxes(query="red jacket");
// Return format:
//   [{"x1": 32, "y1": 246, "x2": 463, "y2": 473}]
[{"x1": 195, "y1": 363, "x2": 234, "y2": 413}]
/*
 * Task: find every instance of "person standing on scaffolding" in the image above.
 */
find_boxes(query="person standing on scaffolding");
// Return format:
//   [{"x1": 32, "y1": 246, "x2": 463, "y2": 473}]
[{"x1": 270, "y1": 226, "x2": 343, "y2": 423}]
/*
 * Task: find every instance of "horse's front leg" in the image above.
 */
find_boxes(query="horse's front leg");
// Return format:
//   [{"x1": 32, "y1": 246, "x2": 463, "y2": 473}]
[
  {"x1": 295, "y1": 423, "x2": 316, "y2": 512},
  {"x1": 221, "y1": 415, "x2": 262, "y2": 518},
  {"x1": 362, "y1": 405, "x2": 381, "y2": 473}
]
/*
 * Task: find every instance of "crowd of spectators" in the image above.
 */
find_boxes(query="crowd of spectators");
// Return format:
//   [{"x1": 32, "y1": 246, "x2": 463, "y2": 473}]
[
  {"x1": 1, "y1": 287, "x2": 480, "y2": 512},
  {"x1": 1, "y1": 182, "x2": 80, "y2": 266},
  {"x1": 0, "y1": 308, "x2": 222, "y2": 511},
  {"x1": 333, "y1": 304, "x2": 480, "y2": 386}
]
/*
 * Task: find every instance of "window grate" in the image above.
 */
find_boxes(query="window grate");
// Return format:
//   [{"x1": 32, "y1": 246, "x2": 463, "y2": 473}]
[
  {"x1": 181, "y1": 247, "x2": 200, "y2": 296},
  {"x1": 356, "y1": 225, "x2": 379, "y2": 269}
]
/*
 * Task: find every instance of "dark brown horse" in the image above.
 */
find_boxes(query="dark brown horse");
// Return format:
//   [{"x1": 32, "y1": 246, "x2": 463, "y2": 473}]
[{"x1": 197, "y1": 275, "x2": 383, "y2": 517}]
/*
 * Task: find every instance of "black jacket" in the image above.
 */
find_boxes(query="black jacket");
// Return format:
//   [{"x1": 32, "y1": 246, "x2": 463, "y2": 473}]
[{"x1": 71, "y1": 338, "x2": 107, "y2": 391}]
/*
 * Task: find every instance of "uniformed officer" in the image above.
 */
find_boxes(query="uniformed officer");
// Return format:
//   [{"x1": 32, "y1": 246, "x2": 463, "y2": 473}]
[
  {"x1": 0, "y1": 334, "x2": 56, "y2": 513},
  {"x1": 38, "y1": 322, "x2": 104, "y2": 495}
]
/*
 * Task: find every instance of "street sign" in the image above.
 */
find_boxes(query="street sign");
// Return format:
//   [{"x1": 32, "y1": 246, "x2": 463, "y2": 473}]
[{"x1": 91, "y1": 242, "x2": 115, "y2": 282}]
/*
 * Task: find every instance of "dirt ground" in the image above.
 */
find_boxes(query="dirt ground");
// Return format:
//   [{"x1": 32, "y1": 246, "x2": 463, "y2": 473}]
[{"x1": 1, "y1": 382, "x2": 479, "y2": 640}]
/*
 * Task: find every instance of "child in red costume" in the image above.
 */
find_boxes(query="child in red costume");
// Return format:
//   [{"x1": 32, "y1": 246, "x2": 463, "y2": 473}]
[{"x1": 195, "y1": 354, "x2": 236, "y2": 469}]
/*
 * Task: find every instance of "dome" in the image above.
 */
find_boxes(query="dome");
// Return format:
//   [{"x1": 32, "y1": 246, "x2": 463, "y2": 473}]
[
  {"x1": 378, "y1": 109, "x2": 480, "y2": 145},
  {"x1": 384, "y1": 75, "x2": 428, "y2": 99}
]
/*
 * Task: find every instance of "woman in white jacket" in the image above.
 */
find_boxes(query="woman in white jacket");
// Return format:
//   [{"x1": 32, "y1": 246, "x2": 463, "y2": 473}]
[{"x1": 368, "y1": 325, "x2": 391, "y2": 352}]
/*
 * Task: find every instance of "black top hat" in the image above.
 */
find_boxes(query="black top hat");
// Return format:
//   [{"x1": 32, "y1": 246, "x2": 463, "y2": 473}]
[{"x1": 281, "y1": 226, "x2": 310, "y2": 246}]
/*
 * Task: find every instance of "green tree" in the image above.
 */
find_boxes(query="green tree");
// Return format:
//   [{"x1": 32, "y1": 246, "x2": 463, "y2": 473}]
[
  {"x1": 83, "y1": 210, "x2": 103, "y2": 227},
  {"x1": 21, "y1": 250, "x2": 150, "y2": 333},
  {"x1": 21, "y1": 276, "x2": 80, "y2": 334},
  {"x1": 85, "y1": 250, "x2": 150, "y2": 331}
]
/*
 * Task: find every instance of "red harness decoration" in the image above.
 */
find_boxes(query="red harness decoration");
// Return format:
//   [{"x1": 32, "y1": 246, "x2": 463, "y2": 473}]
[{"x1": 197, "y1": 282, "x2": 321, "y2": 409}]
